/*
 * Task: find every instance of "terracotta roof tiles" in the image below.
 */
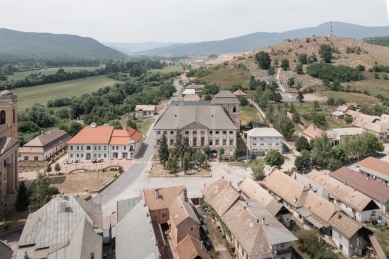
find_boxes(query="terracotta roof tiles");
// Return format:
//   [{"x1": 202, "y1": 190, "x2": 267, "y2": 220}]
[
  {"x1": 67, "y1": 126, "x2": 114, "y2": 145},
  {"x1": 142, "y1": 186, "x2": 184, "y2": 211}
]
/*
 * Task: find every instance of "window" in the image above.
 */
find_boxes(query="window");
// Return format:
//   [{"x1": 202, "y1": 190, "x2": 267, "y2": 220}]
[
  {"x1": 162, "y1": 213, "x2": 167, "y2": 218},
  {"x1": 223, "y1": 140, "x2": 226, "y2": 145},
  {"x1": 193, "y1": 138, "x2": 197, "y2": 146},
  {"x1": 104, "y1": 146, "x2": 107, "y2": 150},
  {"x1": 157, "y1": 140, "x2": 160, "y2": 145},
  {"x1": 193, "y1": 131, "x2": 197, "y2": 134},
  {"x1": 223, "y1": 131, "x2": 227, "y2": 134},
  {"x1": 170, "y1": 131, "x2": 174, "y2": 134},
  {"x1": 81, "y1": 146, "x2": 83, "y2": 150},
  {"x1": 210, "y1": 131, "x2": 213, "y2": 134},
  {"x1": 0, "y1": 110, "x2": 5, "y2": 125},
  {"x1": 201, "y1": 138, "x2": 205, "y2": 146},
  {"x1": 104, "y1": 154, "x2": 107, "y2": 158},
  {"x1": 170, "y1": 139, "x2": 174, "y2": 145},
  {"x1": 77, "y1": 146, "x2": 79, "y2": 150},
  {"x1": 357, "y1": 237, "x2": 362, "y2": 246},
  {"x1": 268, "y1": 138, "x2": 272, "y2": 140},
  {"x1": 253, "y1": 138, "x2": 256, "y2": 141},
  {"x1": 268, "y1": 143, "x2": 272, "y2": 146},
  {"x1": 191, "y1": 227, "x2": 193, "y2": 231},
  {"x1": 229, "y1": 131, "x2": 233, "y2": 134},
  {"x1": 276, "y1": 138, "x2": 280, "y2": 141},
  {"x1": 70, "y1": 146, "x2": 73, "y2": 150},
  {"x1": 276, "y1": 143, "x2": 280, "y2": 146},
  {"x1": 13, "y1": 109, "x2": 16, "y2": 124},
  {"x1": 81, "y1": 154, "x2": 83, "y2": 158},
  {"x1": 253, "y1": 143, "x2": 257, "y2": 146},
  {"x1": 34, "y1": 156, "x2": 38, "y2": 161},
  {"x1": 260, "y1": 143, "x2": 264, "y2": 146},
  {"x1": 216, "y1": 131, "x2": 219, "y2": 134},
  {"x1": 94, "y1": 154, "x2": 97, "y2": 157},
  {"x1": 24, "y1": 156, "x2": 28, "y2": 160},
  {"x1": 209, "y1": 140, "x2": 213, "y2": 145},
  {"x1": 77, "y1": 154, "x2": 79, "y2": 158},
  {"x1": 86, "y1": 146, "x2": 91, "y2": 150},
  {"x1": 185, "y1": 138, "x2": 189, "y2": 143},
  {"x1": 98, "y1": 154, "x2": 101, "y2": 158},
  {"x1": 201, "y1": 131, "x2": 205, "y2": 134},
  {"x1": 260, "y1": 138, "x2": 264, "y2": 141},
  {"x1": 216, "y1": 140, "x2": 219, "y2": 145},
  {"x1": 371, "y1": 211, "x2": 376, "y2": 216},
  {"x1": 94, "y1": 146, "x2": 96, "y2": 150},
  {"x1": 185, "y1": 131, "x2": 189, "y2": 134},
  {"x1": 229, "y1": 140, "x2": 233, "y2": 145},
  {"x1": 163, "y1": 131, "x2": 167, "y2": 134},
  {"x1": 98, "y1": 146, "x2": 101, "y2": 150},
  {"x1": 157, "y1": 131, "x2": 161, "y2": 134},
  {"x1": 70, "y1": 154, "x2": 73, "y2": 158}
]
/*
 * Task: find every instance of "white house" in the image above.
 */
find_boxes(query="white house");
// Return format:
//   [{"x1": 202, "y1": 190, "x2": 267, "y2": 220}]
[{"x1": 246, "y1": 127, "x2": 283, "y2": 154}]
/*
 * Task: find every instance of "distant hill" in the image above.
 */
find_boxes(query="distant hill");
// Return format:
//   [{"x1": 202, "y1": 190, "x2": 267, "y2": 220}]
[
  {"x1": 0, "y1": 28, "x2": 127, "y2": 61},
  {"x1": 103, "y1": 42, "x2": 179, "y2": 55},
  {"x1": 140, "y1": 22, "x2": 389, "y2": 56}
]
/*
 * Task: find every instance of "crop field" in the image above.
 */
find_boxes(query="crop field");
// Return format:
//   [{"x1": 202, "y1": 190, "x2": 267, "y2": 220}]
[
  {"x1": 7, "y1": 65, "x2": 104, "y2": 81},
  {"x1": 13, "y1": 75, "x2": 118, "y2": 111},
  {"x1": 200, "y1": 67, "x2": 251, "y2": 88}
]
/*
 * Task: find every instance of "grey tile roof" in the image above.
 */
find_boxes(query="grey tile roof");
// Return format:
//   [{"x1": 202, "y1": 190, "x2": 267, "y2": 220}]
[
  {"x1": 17, "y1": 196, "x2": 103, "y2": 259},
  {"x1": 117, "y1": 196, "x2": 142, "y2": 222},
  {"x1": 154, "y1": 106, "x2": 237, "y2": 130},
  {"x1": 115, "y1": 200, "x2": 160, "y2": 259},
  {"x1": 169, "y1": 101, "x2": 211, "y2": 107},
  {"x1": 211, "y1": 91, "x2": 240, "y2": 104},
  {"x1": 0, "y1": 240, "x2": 13, "y2": 259},
  {"x1": 247, "y1": 128, "x2": 283, "y2": 138}
]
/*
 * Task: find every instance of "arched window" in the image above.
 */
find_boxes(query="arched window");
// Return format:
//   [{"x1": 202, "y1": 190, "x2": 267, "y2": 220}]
[
  {"x1": 0, "y1": 110, "x2": 5, "y2": 125},
  {"x1": 12, "y1": 109, "x2": 15, "y2": 124},
  {"x1": 70, "y1": 146, "x2": 73, "y2": 150},
  {"x1": 232, "y1": 106, "x2": 236, "y2": 113},
  {"x1": 86, "y1": 146, "x2": 91, "y2": 150}
]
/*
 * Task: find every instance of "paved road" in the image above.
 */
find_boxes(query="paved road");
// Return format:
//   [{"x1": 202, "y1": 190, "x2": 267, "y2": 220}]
[{"x1": 92, "y1": 79, "x2": 182, "y2": 216}]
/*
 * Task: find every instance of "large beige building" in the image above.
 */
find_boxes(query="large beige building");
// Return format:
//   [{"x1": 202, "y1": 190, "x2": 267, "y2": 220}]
[
  {"x1": 154, "y1": 91, "x2": 240, "y2": 158},
  {"x1": 0, "y1": 89, "x2": 19, "y2": 207}
]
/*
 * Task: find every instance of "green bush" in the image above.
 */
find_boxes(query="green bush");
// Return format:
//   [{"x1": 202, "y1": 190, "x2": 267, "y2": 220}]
[{"x1": 48, "y1": 186, "x2": 60, "y2": 196}]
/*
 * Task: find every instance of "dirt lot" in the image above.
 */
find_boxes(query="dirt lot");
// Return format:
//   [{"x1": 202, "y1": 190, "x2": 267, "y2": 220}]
[{"x1": 49, "y1": 170, "x2": 119, "y2": 198}]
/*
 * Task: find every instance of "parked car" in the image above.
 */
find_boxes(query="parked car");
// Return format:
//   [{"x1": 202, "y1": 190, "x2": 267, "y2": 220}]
[
  {"x1": 203, "y1": 239, "x2": 211, "y2": 251},
  {"x1": 201, "y1": 225, "x2": 208, "y2": 234}
]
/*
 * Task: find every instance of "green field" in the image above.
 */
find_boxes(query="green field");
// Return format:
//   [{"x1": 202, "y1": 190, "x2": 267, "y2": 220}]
[
  {"x1": 150, "y1": 65, "x2": 183, "y2": 74},
  {"x1": 8, "y1": 65, "x2": 104, "y2": 81},
  {"x1": 200, "y1": 67, "x2": 251, "y2": 88},
  {"x1": 13, "y1": 76, "x2": 118, "y2": 111}
]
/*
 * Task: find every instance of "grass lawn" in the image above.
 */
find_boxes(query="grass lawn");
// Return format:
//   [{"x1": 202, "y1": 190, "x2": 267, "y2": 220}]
[
  {"x1": 13, "y1": 75, "x2": 119, "y2": 111},
  {"x1": 8, "y1": 65, "x2": 104, "y2": 81},
  {"x1": 366, "y1": 223, "x2": 389, "y2": 255},
  {"x1": 241, "y1": 104, "x2": 261, "y2": 126},
  {"x1": 200, "y1": 67, "x2": 251, "y2": 88},
  {"x1": 136, "y1": 118, "x2": 155, "y2": 135},
  {"x1": 237, "y1": 134, "x2": 248, "y2": 155},
  {"x1": 149, "y1": 65, "x2": 183, "y2": 74}
]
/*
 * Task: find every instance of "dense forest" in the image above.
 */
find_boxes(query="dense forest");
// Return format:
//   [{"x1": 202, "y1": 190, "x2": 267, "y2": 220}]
[{"x1": 364, "y1": 36, "x2": 389, "y2": 47}]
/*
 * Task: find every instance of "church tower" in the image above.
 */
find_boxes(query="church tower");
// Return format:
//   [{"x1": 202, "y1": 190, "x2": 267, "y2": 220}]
[
  {"x1": 211, "y1": 91, "x2": 241, "y2": 129},
  {"x1": 0, "y1": 89, "x2": 19, "y2": 206}
]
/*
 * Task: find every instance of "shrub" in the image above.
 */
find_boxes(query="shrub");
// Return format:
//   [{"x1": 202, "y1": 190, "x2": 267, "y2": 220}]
[{"x1": 48, "y1": 186, "x2": 60, "y2": 196}]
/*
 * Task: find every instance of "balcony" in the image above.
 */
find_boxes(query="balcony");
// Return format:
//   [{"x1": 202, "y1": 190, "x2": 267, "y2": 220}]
[{"x1": 274, "y1": 247, "x2": 293, "y2": 255}]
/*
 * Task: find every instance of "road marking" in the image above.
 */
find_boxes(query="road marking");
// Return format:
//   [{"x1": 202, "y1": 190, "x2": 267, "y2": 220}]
[{"x1": 133, "y1": 160, "x2": 152, "y2": 164}]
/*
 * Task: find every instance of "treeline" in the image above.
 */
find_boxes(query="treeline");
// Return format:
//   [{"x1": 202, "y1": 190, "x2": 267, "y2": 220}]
[
  {"x1": 19, "y1": 71, "x2": 179, "y2": 140},
  {"x1": 364, "y1": 36, "x2": 389, "y2": 47},
  {"x1": 185, "y1": 67, "x2": 212, "y2": 78},
  {"x1": 306, "y1": 63, "x2": 365, "y2": 82},
  {"x1": 252, "y1": 78, "x2": 282, "y2": 108},
  {"x1": 105, "y1": 59, "x2": 167, "y2": 74},
  {"x1": 0, "y1": 68, "x2": 106, "y2": 89}
]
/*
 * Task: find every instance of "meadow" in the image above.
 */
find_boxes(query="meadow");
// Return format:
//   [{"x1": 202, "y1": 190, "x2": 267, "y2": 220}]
[
  {"x1": 150, "y1": 65, "x2": 183, "y2": 74},
  {"x1": 14, "y1": 75, "x2": 118, "y2": 111},
  {"x1": 200, "y1": 67, "x2": 251, "y2": 88},
  {"x1": 8, "y1": 65, "x2": 104, "y2": 81}
]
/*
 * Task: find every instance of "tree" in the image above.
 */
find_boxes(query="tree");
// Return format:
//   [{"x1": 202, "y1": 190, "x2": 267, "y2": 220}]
[
  {"x1": 238, "y1": 96, "x2": 248, "y2": 106},
  {"x1": 298, "y1": 53, "x2": 308, "y2": 64},
  {"x1": 264, "y1": 150, "x2": 284, "y2": 167},
  {"x1": 203, "y1": 146, "x2": 211, "y2": 158},
  {"x1": 249, "y1": 152, "x2": 256, "y2": 163},
  {"x1": 183, "y1": 153, "x2": 189, "y2": 173},
  {"x1": 318, "y1": 44, "x2": 333, "y2": 63},
  {"x1": 274, "y1": 58, "x2": 279, "y2": 67},
  {"x1": 311, "y1": 134, "x2": 332, "y2": 166},
  {"x1": 331, "y1": 145, "x2": 346, "y2": 162},
  {"x1": 233, "y1": 148, "x2": 239, "y2": 161},
  {"x1": 15, "y1": 181, "x2": 30, "y2": 211},
  {"x1": 218, "y1": 148, "x2": 225, "y2": 160},
  {"x1": 292, "y1": 110, "x2": 300, "y2": 123},
  {"x1": 295, "y1": 136, "x2": 311, "y2": 151},
  {"x1": 268, "y1": 66, "x2": 276, "y2": 76},
  {"x1": 327, "y1": 97, "x2": 335, "y2": 106},
  {"x1": 196, "y1": 151, "x2": 206, "y2": 167},
  {"x1": 33, "y1": 171, "x2": 51, "y2": 210},
  {"x1": 295, "y1": 82, "x2": 303, "y2": 90},
  {"x1": 343, "y1": 115, "x2": 352, "y2": 124},
  {"x1": 281, "y1": 59, "x2": 290, "y2": 71},
  {"x1": 46, "y1": 164, "x2": 52, "y2": 173},
  {"x1": 54, "y1": 163, "x2": 61, "y2": 174},
  {"x1": 327, "y1": 158, "x2": 343, "y2": 171},
  {"x1": 204, "y1": 94, "x2": 212, "y2": 101},
  {"x1": 313, "y1": 100, "x2": 320, "y2": 111},
  {"x1": 374, "y1": 73, "x2": 380, "y2": 79},
  {"x1": 298, "y1": 91, "x2": 304, "y2": 103},
  {"x1": 109, "y1": 119, "x2": 123, "y2": 129},
  {"x1": 383, "y1": 74, "x2": 388, "y2": 80},
  {"x1": 287, "y1": 77, "x2": 295, "y2": 87},
  {"x1": 255, "y1": 51, "x2": 272, "y2": 69},
  {"x1": 158, "y1": 133, "x2": 169, "y2": 165},
  {"x1": 295, "y1": 64, "x2": 303, "y2": 74},
  {"x1": 273, "y1": 113, "x2": 295, "y2": 141},
  {"x1": 251, "y1": 159, "x2": 265, "y2": 180},
  {"x1": 126, "y1": 119, "x2": 138, "y2": 130}
]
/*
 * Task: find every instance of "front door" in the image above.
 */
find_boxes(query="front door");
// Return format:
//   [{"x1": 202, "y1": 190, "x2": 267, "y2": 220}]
[
  {"x1": 123, "y1": 153, "x2": 128, "y2": 159},
  {"x1": 113, "y1": 153, "x2": 118, "y2": 159},
  {"x1": 86, "y1": 153, "x2": 91, "y2": 160}
]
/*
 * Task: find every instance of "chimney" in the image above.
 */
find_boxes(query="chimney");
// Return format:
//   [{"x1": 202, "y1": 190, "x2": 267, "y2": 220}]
[
  {"x1": 344, "y1": 181, "x2": 346, "y2": 186},
  {"x1": 338, "y1": 213, "x2": 342, "y2": 219},
  {"x1": 183, "y1": 188, "x2": 188, "y2": 203},
  {"x1": 243, "y1": 206, "x2": 246, "y2": 210},
  {"x1": 60, "y1": 200, "x2": 67, "y2": 213},
  {"x1": 262, "y1": 217, "x2": 265, "y2": 225},
  {"x1": 90, "y1": 252, "x2": 95, "y2": 259},
  {"x1": 229, "y1": 181, "x2": 232, "y2": 186},
  {"x1": 256, "y1": 218, "x2": 260, "y2": 224}
]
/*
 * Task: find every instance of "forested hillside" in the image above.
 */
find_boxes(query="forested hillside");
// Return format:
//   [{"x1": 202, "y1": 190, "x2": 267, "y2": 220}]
[
  {"x1": 0, "y1": 29, "x2": 126, "y2": 61},
  {"x1": 364, "y1": 36, "x2": 389, "y2": 47}
]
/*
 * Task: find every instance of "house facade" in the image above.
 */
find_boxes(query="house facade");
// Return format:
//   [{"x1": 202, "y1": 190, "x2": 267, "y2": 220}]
[
  {"x1": 67, "y1": 125, "x2": 142, "y2": 162},
  {"x1": 246, "y1": 128, "x2": 283, "y2": 154},
  {"x1": 0, "y1": 89, "x2": 19, "y2": 207},
  {"x1": 19, "y1": 129, "x2": 71, "y2": 162},
  {"x1": 357, "y1": 157, "x2": 389, "y2": 185},
  {"x1": 326, "y1": 128, "x2": 365, "y2": 146},
  {"x1": 135, "y1": 105, "x2": 156, "y2": 117}
]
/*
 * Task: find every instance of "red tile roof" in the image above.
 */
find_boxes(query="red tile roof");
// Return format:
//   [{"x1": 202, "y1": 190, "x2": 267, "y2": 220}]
[
  {"x1": 109, "y1": 127, "x2": 142, "y2": 145},
  {"x1": 330, "y1": 167, "x2": 389, "y2": 204},
  {"x1": 233, "y1": 89, "x2": 247, "y2": 96},
  {"x1": 67, "y1": 126, "x2": 114, "y2": 145},
  {"x1": 357, "y1": 157, "x2": 389, "y2": 179}
]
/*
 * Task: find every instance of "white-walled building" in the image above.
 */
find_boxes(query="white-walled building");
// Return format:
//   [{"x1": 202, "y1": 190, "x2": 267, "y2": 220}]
[
  {"x1": 246, "y1": 128, "x2": 283, "y2": 154},
  {"x1": 67, "y1": 125, "x2": 142, "y2": 162}
]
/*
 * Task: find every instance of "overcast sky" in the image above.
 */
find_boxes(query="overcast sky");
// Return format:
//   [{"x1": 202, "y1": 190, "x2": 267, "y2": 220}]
[{"x1": 0, "y1": 0, "x2": 388, "y2": 43}]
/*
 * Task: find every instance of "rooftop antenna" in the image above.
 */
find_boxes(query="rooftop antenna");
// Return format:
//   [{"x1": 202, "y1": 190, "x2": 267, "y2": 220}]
[{"x1": 330, "y1": 21, "x2": 333, "y2": 37}]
